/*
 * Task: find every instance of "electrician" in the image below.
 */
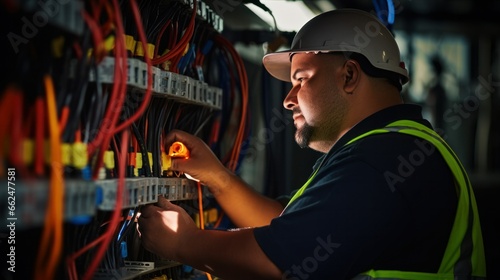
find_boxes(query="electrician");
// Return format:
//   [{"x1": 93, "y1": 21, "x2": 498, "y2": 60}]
[{"x1": 137, "y1": 9, "x2": 486, "y2": 279}]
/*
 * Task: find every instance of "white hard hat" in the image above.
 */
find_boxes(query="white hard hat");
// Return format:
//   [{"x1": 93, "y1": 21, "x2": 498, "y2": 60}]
[{"x1": 263, "y1": 9, "x2": 409, "y2": 86}]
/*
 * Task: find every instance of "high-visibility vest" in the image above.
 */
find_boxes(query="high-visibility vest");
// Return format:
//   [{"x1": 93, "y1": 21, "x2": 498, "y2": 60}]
[{"x1": 286, "y1": 120, "x2": 487, "y2": 280}]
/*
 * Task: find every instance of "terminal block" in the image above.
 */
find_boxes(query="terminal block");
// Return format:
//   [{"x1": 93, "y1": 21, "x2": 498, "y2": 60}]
[
  {"x1": 0, "y1": 179, "x2": 96, "y2": 229},
  {"x1": 88, "y1": 57, "x2": 223, "y2": 110}
]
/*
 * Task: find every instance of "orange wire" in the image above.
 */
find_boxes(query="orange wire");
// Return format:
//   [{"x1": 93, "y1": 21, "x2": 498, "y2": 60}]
[
  {"x1": 214, "y1": 211, "x2": 224, "y2": 229},
  {"x1": 197, "y1": 181, "x2": 204, "y2": 230},
  {"x1": 75, "y1": 128, "x2": 82, "y2": 143},
  {"x1": 34, "y1": 75, "x2": 64, "y2": 280}
]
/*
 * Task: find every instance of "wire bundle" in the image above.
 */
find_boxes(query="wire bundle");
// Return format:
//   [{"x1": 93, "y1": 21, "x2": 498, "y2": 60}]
[{"x1": 0, "y1": 0, "x2": 250, "y2": 279}]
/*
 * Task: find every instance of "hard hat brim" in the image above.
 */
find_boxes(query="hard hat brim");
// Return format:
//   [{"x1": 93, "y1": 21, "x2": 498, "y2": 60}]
[
  {"x1": 262, "y1": 50, "x2": 294, "y2": 82},
  {"x1": 263, "y1": 49, "x2": 409, "y2": 84}
]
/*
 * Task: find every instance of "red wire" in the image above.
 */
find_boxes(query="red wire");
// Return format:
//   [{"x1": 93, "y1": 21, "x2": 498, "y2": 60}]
[
  {"x1": 169, "y1": 22, "x2": 178, "y2": 51},
  {"x1": 59, "y1": 106, "x2": 70, "y2": 133},
  {"x1": 90, "y1": 0, "x2": 103, "y2": 19},
  {"x1": 154, "y1": 19, "x2": 172, "y2": 59},
  {"x1": 111, "y1": 0, "x2": 153, "y2": 133},
  {"x1": 23, "y1": 104, "x2": 34, "y2": 137},
  {"x1": 0, "y1": 87, "x2": 15, "y2": 177},
  {"x1": 215, "y1": 35, "x2": 249, "y2": 172},
  {"x1": 35, "y1": 97, "x2": 45, "y2": 176},
  {"x1": 86, "y1": 0, "x2": 123, "y2": 156},
  {"x1": 82, "y1": 10, "x2": 105, "y2": 63},
  {"x1": 66, "y1": 230, "x2": 108, "y2": 280},
  {"x1": 9, "y1": 89, "x2": 24, "y2": 169},
  {"x1": 113, "y1": 135, "x2": 121, "y2": 166},
  {"x1": 84, "y1": 0, "x2": 130, "y2": 273},
  {"x1": 88, "y1": 0, "x2": 128, "y2": 177},
  {"x1": 151, "y1": 0, "x2": 196, "y2": 65},
  {"x1": 219, "y1": 48, "x2": 238, "y2": 168},
  {"x1": 82, "y1": 129, "x2": 129, "y2": 280},
  {"x1": 72, "y1": 41, "x2": 83, "y2": 60},
  {"x1": 208, "y1": 117, "x2": 220, "y2": 146}
]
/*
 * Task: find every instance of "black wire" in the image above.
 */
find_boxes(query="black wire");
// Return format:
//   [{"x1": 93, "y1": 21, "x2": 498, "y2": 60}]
[
  {"x1": 152, "y1": 98, "x2": 170, "y2": 176},
  {"x1": 62, "y1": 29, "x2": 93, "y2": 142},
  {"x1": 151, "y1": 101, "x2": 162, "y2": 177},
  {"x1": 85, "y1": 63, "x2": 107, "y2": 143},
  {"x1": 147, "y1": 102, "x2": 156, "y2": 152},
  {"x1": 56, "y1": 40, "x2": 75, "y2": 112},
  {"x1": 130, "y1": 115, "x2": 152, "y2": 177}
]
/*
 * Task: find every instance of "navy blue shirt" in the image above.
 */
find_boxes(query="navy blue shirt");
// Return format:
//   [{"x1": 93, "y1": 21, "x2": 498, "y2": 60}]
[{"x1": 254, "y1": 104, "x2": 457, "y2": 279}]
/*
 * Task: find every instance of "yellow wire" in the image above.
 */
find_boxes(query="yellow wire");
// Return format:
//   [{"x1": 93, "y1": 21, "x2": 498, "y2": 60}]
[{"x1": 34, "y1": 75, "x2": 64, "y2": 280}]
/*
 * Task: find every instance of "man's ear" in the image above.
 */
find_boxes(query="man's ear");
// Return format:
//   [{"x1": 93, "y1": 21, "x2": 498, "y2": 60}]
[{"x1": 343, "y1": 60, "x2": 361, "y2": 93}]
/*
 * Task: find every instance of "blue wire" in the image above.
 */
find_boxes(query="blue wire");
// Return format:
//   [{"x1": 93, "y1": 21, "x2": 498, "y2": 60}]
[
  {"x1": 373, "y1": 0, "x2": 395, "y2": 31},
  {"x1": 117, "y1": 209, "x2": 134, "y2": 241},
  {"x1": 372, "y1": 0, "x2": 382, "y2": 23},
  {"x1": 387, "y1": 0, "x2": 395, "y2": 25}
]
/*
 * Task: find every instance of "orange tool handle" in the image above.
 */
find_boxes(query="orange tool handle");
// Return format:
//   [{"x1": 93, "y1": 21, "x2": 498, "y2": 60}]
[{"x1": 169, "y1": 141, "x2": 190, "y2": 159}]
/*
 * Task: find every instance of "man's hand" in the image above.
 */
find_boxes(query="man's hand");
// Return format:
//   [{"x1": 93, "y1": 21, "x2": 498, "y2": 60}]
[
  {"x1": 137, "y1": 196, "x2": 198, "y2": 260},
  {"x1": 164, "y1": 129, "x2": 283, "y2": 228},
  {"x1": 164, "y1": 129, "x2": 232, "y2": 193},
  {"x1": 137, "y1": 196, "x2": 282, "y2": 280}
]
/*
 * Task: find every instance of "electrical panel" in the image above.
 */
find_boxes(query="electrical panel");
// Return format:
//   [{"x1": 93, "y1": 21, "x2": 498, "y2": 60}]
[{"x1": 0, "y1": 0, "x2": 248, "y2": 279}]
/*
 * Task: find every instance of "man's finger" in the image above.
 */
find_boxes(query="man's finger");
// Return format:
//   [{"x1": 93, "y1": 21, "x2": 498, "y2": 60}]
[
  {"x1": 164, "y1": 129, "x2": 192, "y2": 149},
  {"x1": 139, "y1": 204, "x2": 160, "y2": 218},
  {"x1": 157, "y1": 195, "x2": 175, "y2": 210}
]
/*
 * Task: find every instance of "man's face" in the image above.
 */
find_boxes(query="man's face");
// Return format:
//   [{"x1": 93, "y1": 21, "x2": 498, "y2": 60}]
[{"x1": 283, "y1": 53, "x2": 349, "y2": 152}]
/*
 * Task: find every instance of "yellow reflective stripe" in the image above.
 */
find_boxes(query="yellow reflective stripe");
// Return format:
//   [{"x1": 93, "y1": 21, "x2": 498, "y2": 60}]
[
  {"x1": 347, "y1": 120, "x2": 485, "y2": 279},
  {"x1": 285, "y1": 119, "x2": 485, "y2": 279},
  {"x1": 285, "y1": 154, "x2": 330, "y2": 209},
  {"x1": 386, "y1": 127, "x2": 469, "y2": 274},
  {"x1": 359, "y1": 269, "x2": 455, "y2": 280},
  {"x1": 286, "y1": 167, "x2": 320, "y2": 206},
  {"x1": 345, "y1": 129, "x2": 391, "y2": 146},
  {"x1": 385, "y1": 121, "x2": 486, "y2": 277}
]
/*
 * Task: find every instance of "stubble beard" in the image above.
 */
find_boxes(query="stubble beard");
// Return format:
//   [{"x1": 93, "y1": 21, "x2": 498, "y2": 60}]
[{"x1": 295, "y1": 122, "x2": 314, "y2": 149}]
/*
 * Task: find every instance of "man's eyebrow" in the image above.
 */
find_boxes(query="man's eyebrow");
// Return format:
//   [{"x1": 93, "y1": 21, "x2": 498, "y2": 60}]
[{"x1": 291, "y1": 69, "x2": 306, "y2": 81}]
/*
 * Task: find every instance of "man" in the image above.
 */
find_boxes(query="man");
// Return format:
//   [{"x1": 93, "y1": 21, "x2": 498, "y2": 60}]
[{"x1": 137, "y1": 9, "x2": 486, "y2": 279}]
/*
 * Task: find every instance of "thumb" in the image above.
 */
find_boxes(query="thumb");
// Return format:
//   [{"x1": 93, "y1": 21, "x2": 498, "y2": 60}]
[
  {"x1": 169, "y1": 157, "x2": 188, "y2": 173},
  {"x1": 157, "y1": 196, "x2": 178, "y2": 210}
]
